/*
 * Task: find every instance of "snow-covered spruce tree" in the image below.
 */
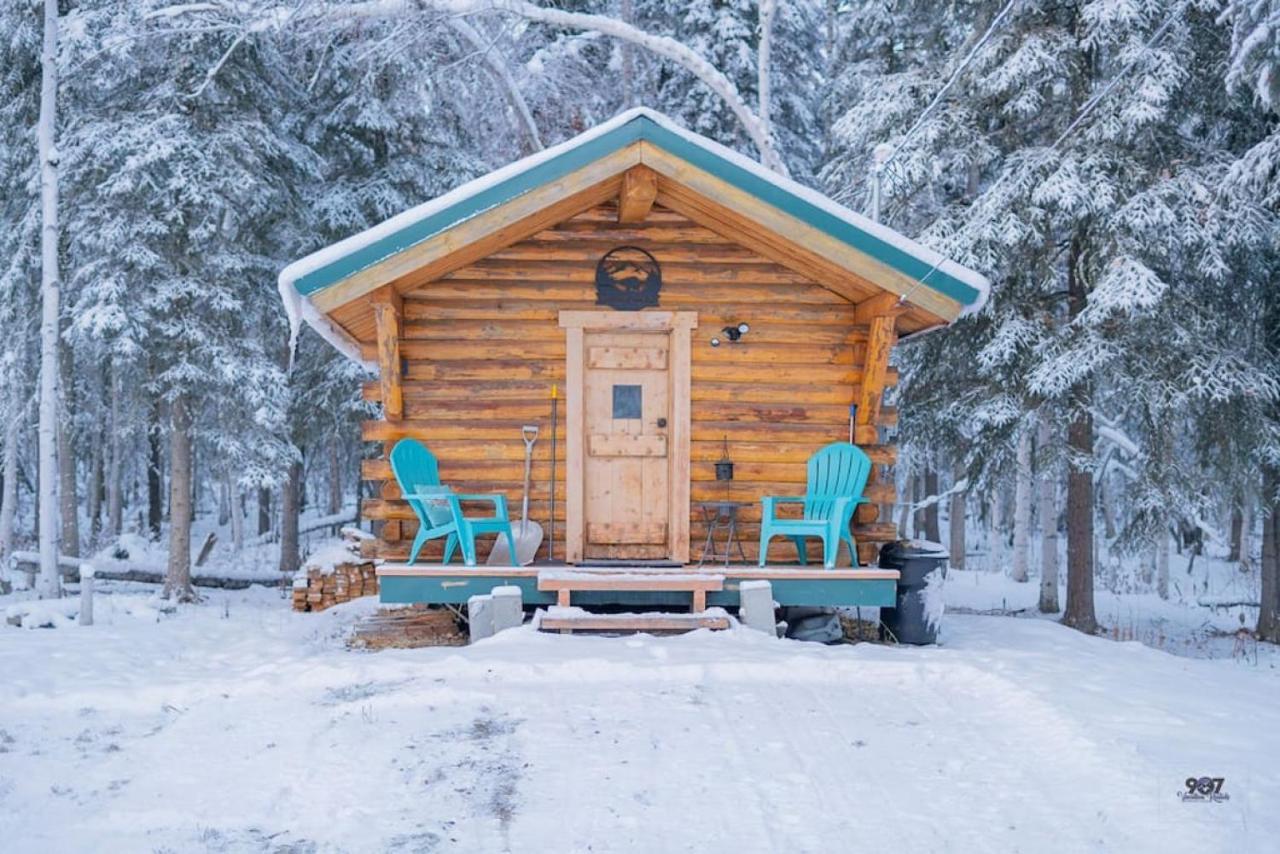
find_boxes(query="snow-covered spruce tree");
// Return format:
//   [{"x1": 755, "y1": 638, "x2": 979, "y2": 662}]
[
  {"x1": 1222, "y1": 0, "x2": 1280, "y2": 641},
  {"x1": 62, "y1": 9, "x2": 311, "y2": 599},
  {"x1": 826, "y1": 2, "x2": 1277, "y2": 633},
  {"x1": 0, "y1": 1, "x2": 42, "y2": 566},
  {"x1": 630, "y1": 0, "x2": 824, "y2": 180},
  {"x1": 270, "y1": 15, "x2": 489, "y2": 573}
]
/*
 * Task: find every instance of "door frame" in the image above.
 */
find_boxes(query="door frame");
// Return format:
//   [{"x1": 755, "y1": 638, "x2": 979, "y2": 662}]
[{"x1": 558, "y1": 310, "x2": 698, "y2": 564}]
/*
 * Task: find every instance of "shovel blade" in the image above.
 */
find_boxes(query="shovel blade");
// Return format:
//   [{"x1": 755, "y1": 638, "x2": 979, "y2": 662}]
[{"x1": 486, "y1": 520, "x2": 544, "y2": 566}]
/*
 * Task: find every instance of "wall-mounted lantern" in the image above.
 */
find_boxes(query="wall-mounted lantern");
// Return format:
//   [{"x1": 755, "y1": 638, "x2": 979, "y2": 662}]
[
  {"x1": 715, "y1": 435, "x2": 734, "y2": 500},
  {"x1": 710, "y1": 322, "x2": 750, "y2": 347}
]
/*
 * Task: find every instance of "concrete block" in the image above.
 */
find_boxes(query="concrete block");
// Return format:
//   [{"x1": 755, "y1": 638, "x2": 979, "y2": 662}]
[
  {"x1": 738, "y1": 580, "x2": 776, "y2": 634},
  {"x1": 467, "y1": 594, "x2": 495, "y2": 642},
  {"x1": 491, "y1": 585, "x2": 524, "y2": 632}
]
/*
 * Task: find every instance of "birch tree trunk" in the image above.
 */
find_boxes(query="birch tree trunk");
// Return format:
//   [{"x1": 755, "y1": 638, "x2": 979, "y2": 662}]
[
  {"x1": 1011, "y1": 429, "x2": 1032, "y2": 583},
  {"x1": 278, "y1": 457, "x2": 302, "y2": 575},
  {"x1": 35, "y1": 0, "x2": 61, "y2": 598},
  {"x1": 1038, "y1": 419, "x2": 1060, "y2": 613},
  {"x1": 0, "y1": 414, "x2": 19, "y2": 563},
  {"x1": 1256, "y1": 467, "x2": 1279, "y2": 642},
  {"x1": 949, "y1": 461, "x2": 966, "y2": 571},
  {"x1": 164, "y1": 394, "x2": 195, "y2": 601},
  {"x1": 619, "y1": 0, "x2": 634, "y2": 108},
  {"x1": 757, "y1": 0, "x2": 776, "y2": 142}
]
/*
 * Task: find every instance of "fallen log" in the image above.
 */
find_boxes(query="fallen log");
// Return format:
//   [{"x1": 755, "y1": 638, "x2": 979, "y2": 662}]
[{"x1": 8, "y1": 551, "x2": 284, "y2": 590}]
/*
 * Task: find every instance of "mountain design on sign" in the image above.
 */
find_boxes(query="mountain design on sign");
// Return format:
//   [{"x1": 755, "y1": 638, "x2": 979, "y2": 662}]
[{"x1": 595, "y1": 246, "x2": 661, "y2": 310}]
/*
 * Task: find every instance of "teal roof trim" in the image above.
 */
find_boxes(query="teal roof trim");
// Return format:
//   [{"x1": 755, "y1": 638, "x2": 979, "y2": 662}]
[
  {"x1": 290, "y1": 112, "x2": 983, "y2": 309},
  {"x1": 637, "y1": 120, "x2": 981, "y2": 307},
  {"x1": 292, "y1": 120, "x2": 644, "y2": 297}
]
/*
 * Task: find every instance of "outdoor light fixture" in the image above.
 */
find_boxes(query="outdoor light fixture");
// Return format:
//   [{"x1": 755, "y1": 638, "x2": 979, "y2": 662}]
[
  {"x1": 715, "y1": 436, "x2": 734, "y2": 500},
  {"x1": 710, "y1": 322, "x2": 749, "y2": 347}
]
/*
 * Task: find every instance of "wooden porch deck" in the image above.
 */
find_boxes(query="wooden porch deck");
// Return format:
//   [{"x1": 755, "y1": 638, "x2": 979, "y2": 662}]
[{"x1": 376, "y1": 562, "x2": 900, "y2": 609}]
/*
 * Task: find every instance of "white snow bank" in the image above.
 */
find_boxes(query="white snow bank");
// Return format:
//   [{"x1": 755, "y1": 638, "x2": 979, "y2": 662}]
[{"x1": 0, "y1": 586, "x2": 1274, "y2": 851}]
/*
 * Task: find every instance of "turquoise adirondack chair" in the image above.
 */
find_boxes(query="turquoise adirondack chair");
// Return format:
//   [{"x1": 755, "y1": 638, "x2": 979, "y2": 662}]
[
  {"x1": 758, "y1": 442, "x2": 873, "y2": 568},
  {"x1": 389, "y1": 439, "x2": 517, "y2": 566}
]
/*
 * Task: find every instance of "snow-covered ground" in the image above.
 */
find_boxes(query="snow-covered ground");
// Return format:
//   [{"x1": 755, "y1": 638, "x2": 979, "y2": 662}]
[{"x1": 1, "y1": 582, "x2": 1276, "y2": 853}]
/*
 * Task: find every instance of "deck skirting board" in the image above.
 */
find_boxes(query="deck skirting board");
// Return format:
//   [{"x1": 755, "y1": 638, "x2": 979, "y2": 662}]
[{"x1": 376, "y1": 565, "x2": 898, "y2": 608}]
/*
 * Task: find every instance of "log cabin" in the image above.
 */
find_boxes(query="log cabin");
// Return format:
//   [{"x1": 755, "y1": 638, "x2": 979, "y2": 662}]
[{"x1": 279, "y1": 109, "x2": 988, "y2": 620}]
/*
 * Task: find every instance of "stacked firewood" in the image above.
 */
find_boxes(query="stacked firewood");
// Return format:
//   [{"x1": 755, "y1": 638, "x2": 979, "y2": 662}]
[
  {"x1": 348, "y1": 606, "x2": 467, "y2": 650},
  {"x1": 291, "y1": 528, "x2": 380, "y2": 612}
]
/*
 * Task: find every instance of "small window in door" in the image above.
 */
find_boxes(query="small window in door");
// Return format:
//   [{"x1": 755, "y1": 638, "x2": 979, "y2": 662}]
[{"x1": 612, "y1": 384, "x2": 642, "y2": 419}]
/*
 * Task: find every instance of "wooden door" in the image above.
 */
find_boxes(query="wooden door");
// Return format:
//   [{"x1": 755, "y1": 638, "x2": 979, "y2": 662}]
[
  {"x1": 560, "y1": 311, "x2": 696, "y2": 564},
  {"x1": 583, "y1": 331, "x2": 671, "y2": 559}
]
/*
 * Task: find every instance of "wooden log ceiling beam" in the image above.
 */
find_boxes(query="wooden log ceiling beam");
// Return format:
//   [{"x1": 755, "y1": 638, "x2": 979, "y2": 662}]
[
  {"x1": 617, "y1": 165, "x2": 659, "y2": 223},
  {"x1": 853, "y1": 291, "x2": 910, "y2": 326},
  {"x1": 369, "y1": 286, "x2": 404, "y2": 421}
]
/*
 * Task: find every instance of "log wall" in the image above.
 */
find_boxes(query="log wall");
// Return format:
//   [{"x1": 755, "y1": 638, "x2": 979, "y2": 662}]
[{"x1": 360, "y1": 203, "x2": 899, "y2": 565}]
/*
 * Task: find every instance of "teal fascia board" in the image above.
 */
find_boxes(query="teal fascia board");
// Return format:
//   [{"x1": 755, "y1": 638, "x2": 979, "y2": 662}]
[
  {"x1": 295, "y1": 115, "x2": 980, "y2": 308},
  {"x1": 377, "y1": 573, "x2": 896, "y2": 609}
]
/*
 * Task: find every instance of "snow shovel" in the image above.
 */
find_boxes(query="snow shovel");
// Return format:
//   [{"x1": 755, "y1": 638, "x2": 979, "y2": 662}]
[{"x1": 487, "y1": 426, "x2": 544, "y2": 566}]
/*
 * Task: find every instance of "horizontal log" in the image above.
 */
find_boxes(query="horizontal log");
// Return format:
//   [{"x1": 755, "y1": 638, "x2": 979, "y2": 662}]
[
  {"x1": 356, "y1": 439, "x2": 895, "y2": 467},
  {"x1": 361, "y1": 459, "x2": 896, "y2": 498},
  {"x1": 400, "y1": 360, "x2": 867, "y2": 385},
  {"x1": 402, "y1": 299, "x2": 859, "y2": 325},
  {"x1": 444, "y1": 260, "x2": 814, "y2": 286},
  {"x1": 362, "y1": 417, "x2": 900, "y2": 444},
  {"x1": 376, "y1": 339, "x2": 858, "y2": 365},
  {"x1": 363, "y1": 533, "x2": 894, "y2": 564},
  {"x1": 486, "y1": 243, "x2": 777, "y2": 265},
  {"x1": 369, "y1": 378, "x2": 863, "y2": 407},
  {"x1": 381, "y1": 399, "x2": 886, "y2": 424},
  {"x1": 402, "y1": 280, "x2": 847, "y2": 305},
  {"x1": 529, "y1": 225, "x2": 732, "y2": 244},
  {"x1": 400, "y1": 319, "x2": 864, "y2": 346}
]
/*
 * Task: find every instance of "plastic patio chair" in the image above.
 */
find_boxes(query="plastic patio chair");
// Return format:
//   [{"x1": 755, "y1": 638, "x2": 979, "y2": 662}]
[
  {"x1": 757, "y1": 442, "x2": 873, "y2": 568},
  {"x1": 389, "y1": 438, "x2": 517, "y2": 566}
]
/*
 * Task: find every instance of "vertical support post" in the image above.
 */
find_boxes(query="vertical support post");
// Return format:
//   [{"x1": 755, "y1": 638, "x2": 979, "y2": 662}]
[
  {"x1": 563, "y1": 326, "x2": 585, "y2": 564},
  {"x1": 853, "y1": 307, "x2": 900, "y2": 563},
  {"x1": 370, "y1": 287, "x2": 404, "y2": 421},
  {"x1": 78, "y1": 562, "x2": 94, "y2": 626}
]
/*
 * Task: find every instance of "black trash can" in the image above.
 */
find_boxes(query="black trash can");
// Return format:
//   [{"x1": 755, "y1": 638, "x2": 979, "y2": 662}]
[{"x1": 878, "y1": 540, "x2": 949, "y2": 645}]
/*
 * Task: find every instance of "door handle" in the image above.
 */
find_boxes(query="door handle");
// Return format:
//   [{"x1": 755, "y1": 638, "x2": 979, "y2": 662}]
[{"x1": 656, "y1": 417, "x2": 668, "y2": 429}]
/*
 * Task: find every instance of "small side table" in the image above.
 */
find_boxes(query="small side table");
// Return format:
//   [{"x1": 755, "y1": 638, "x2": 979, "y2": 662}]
[{"x1": 696, "y1": 501, "x2": 748, "y2": 567}]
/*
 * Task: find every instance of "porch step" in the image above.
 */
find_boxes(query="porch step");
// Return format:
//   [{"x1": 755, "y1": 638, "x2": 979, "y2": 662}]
[
  {"x1": 536, "y1": 606, "x2": 732, "y2": 635},
  {"x1": 537, "y1": 569, "x2": 724, "y2": 610}
]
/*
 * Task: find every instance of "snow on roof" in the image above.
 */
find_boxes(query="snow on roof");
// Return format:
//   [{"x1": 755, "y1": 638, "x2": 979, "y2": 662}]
[{"x1": 278, "y1": 107, "x2": 991, "y2": 360}]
